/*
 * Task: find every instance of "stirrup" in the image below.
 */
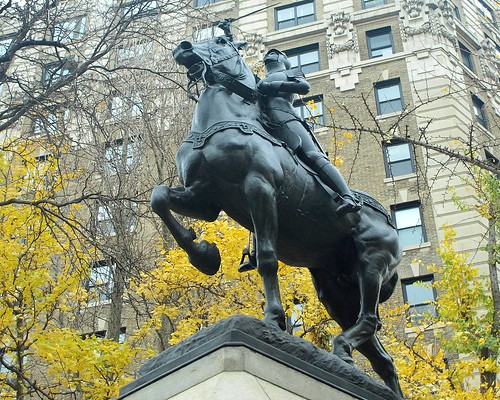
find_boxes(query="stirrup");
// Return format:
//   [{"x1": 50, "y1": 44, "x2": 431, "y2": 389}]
[{"x1": 238, "y1": 249, "x2": 256, "y2": 273}]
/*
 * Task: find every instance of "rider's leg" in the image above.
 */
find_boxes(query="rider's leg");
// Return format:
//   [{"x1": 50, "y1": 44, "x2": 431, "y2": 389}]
[{"x1": 299, "y1": 150, "x2": 362, "y2": 216}]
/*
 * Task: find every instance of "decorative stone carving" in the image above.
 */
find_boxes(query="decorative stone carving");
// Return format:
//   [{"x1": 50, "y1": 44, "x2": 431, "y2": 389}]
[
  {"x1": 479, "y1": 38, "x2": 500, "y2": 83},
  {"x1": 399, "y1": 20, "x2": 431, "y2": 41},
  {"x1": 326, "y1": 11, "x2": 357, "y2": 59},
  {"x1": 438, "y1": 0, "x2": 455, "y2": 24},
  {"x1": 243, "y1": 33, "x2": 264, "y2": 58},
  {"x1": 402, "y1": 0, "x2": 425, "y2": 18},
  {"x1": 329, "y1": 11, "x2": 350, "y2": 36},
  {"x1": 327, "y1": 38, "x2": 357, "y2": 57}
]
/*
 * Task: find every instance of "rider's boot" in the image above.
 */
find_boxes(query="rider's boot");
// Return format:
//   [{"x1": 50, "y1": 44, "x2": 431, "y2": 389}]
[{"x1": 305, "y1": 152, "x2": 362, "y2": 216}]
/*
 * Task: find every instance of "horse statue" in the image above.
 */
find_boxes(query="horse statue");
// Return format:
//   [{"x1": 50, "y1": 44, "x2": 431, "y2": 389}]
[{"x1": 151, "y1": 35, "x2": 403, "y2": 398}]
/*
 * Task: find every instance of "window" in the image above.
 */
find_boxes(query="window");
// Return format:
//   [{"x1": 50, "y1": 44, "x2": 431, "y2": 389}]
[
  {"x1": 276, "y1": 0, "x2": 315, "y2": 30},
  {"x1": 392, "y1": 202, "x2": 426, "y2": 247},
  {"x1": 453, "y1": 3, "x2": 461, "y2": 20},
  {"x1": 367, "y1": 27, "x2": 394, "y2": 58},
  {"x1": 193, "y1": 25, "x2": 225, "y2": 42},
  {"x1": 294, "y1": 96, "x2": 324, "y2": 127},
  {"x1": 287, "y1": 303, "x2": 304, "y2": 334},
  {"x1": 0, "y1": 36, "x2": 12, "y2": 58},
  {"x1": 121, "y1": 0, "x2": 157, "y2": 17},
  {"x1": 0, "y1": 348, "x2": 12, "y2": 374},
  {"x1": 375, "y1": 79, "x2": 403, "y2": 115},
  {"x1": 383, "y1": 141, "x2": 415, "y2": 177},
  {"x1": 97, "y1": 205, "x2": 115, "y2": 235},
  {"x1": 194, "y1": 0, "x2": 221, "y2": 6},
  {"x1": 363, "y1": 0, "x2": 387, "y2": 9},
  {"x1": 474, "y1": 0, "x2": 495, "y2": 23},
  {"x1": 86, "y1": 260, "x2": 114, "y2": 303},
  {"x1": 105, "y1": 138, "x2": 139, "y2": 173},
  {"x1": 472, "y1": 95, "x2": 487, "y2": 128},
  {"x1": 285, "y1": 44, "x2": 320, "y2": 74},
  {"x1": 459, "y1": 42, "x2": 474, "y2": 71},
  {"x1": 117, "y1": 40, "x2": 152, "y2": 65},
  {"x1": 402, "y1": 275, "x2": 437, "y2": 326},
  {"x1": 109, "y1": 93, "x2": 143, "y2": 117},
  {"x1": 31, "y1": 109, "x2": 69, "y2": 136},
  {"x1": 53, "y1": 15, "x2": 86, "y2": 41},
  {"x1": 42, "y1": 62, "x2": 72, "y2": 86},
  {"x1": 83, "y1": 327, "x2": 126, "y2": 343}
]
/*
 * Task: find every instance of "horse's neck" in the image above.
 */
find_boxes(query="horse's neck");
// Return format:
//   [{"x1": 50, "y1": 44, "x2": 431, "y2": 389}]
[{"x1": 191, "y1": 86, "x2": 259, "y2": 132}]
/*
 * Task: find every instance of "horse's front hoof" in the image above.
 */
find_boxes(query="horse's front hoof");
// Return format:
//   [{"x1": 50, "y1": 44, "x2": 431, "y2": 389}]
[
  {"x1": 264, "y1": 314, "x2": 286, "y2": 331},
  {"x1": 333, "y1": 336, "x2": 354, "y2": 364}
]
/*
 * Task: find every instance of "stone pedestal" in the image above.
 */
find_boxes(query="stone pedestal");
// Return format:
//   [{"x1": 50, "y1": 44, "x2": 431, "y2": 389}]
[{"x1": 118, "y1": 315, "x2": 400, "y2": 400}]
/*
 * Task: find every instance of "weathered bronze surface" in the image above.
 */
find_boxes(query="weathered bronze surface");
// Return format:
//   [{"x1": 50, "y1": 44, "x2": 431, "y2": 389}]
[{"x1": 151, "y1": 35, "x2": 403, "y2": 398}]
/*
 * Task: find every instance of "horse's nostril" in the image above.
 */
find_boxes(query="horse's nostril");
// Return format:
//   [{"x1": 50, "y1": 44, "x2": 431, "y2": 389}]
[{"x1": 179, "y1": 41, "x2": 193, "y2": 51}]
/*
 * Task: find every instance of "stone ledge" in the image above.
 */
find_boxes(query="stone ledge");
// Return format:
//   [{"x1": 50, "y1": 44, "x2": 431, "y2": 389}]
[{"x1": 119, "y1": 315, "x2": 400, "y2": 400}]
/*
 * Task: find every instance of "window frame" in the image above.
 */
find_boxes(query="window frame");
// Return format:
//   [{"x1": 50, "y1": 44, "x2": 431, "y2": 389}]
[
  {"x1": 391, "y1": 202, "x2": 427, "y2": 248},
  {"x1": 285, "y1": 44, "x2": 320, "y2": 74},
  {"x1": 374, "y1": 79, "x2": 404, "y2": 115},
  {"x1": 86, "y1": 260, "x2": 115, "y2": 303},
  {"x1": 121, "y1": 0, "x2": 157, "y2": 17},
  {"x1": 458, "y1": 42, "x2": 474, "y2": 71},
  {"x1": 42, "y1": 61, "x2": 73, "y2": 86},
  {"x1": 293, "y1": 95, "x2": 324, "y2": 127},
  {"x1": 275, "y1": 0, "x2": 316, "y2": 30},
  {"x1": 401, "y1": 274, "x2": 437, "y2": 326},
  {"x1": 194, "y1": 0, "x2": 221, "y2": 7},
  {"x1": 383, "y1": 140, "x2": 415, "y2": 178},
  {"x1": 472, "y1": 95, "x2": 487, "y2": 128},
  {"x1": 104, "y1": 137, "x2": 139, "y2": 173},
  {"x1": 53, "y1": 15, "x2": 87, "y2": 41},
  {"x1": 366, "y1": 27, "x2": 394, "y2": 59},
  {"x1": 362, "y1": 0, "x2": 387, "y2": 9},
  {"x1": 0, "y1": 36, "x2": 12, "y2": 59}
]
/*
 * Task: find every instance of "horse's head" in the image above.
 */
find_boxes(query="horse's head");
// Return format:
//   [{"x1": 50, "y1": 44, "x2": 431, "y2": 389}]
[{"x1": 173, "y1": 36, "x2": 249, "y2": 84}]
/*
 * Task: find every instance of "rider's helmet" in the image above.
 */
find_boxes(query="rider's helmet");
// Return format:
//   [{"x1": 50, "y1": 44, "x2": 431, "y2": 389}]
[{"x1": 264, "y1": 49, "x2": 291, "y2": 70}]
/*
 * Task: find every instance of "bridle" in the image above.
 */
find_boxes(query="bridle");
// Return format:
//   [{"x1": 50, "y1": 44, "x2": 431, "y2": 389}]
[{"x1": 186, "y1": 38, "x2": 257, "y2": 103}]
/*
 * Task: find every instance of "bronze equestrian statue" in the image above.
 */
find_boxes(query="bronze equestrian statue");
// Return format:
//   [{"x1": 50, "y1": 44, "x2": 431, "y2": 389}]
[{"x1": 150, "y1": 35, "x2": 403, "y2": 398}]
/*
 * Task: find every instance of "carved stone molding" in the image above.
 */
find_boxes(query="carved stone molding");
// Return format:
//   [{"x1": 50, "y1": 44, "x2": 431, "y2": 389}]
[
  {"x1": 480, "y1": 38, "x2": 500, "y2": 83},
  {"x1": 438, "y1": 0, "x2": 455, "y2": 24},
  {"x1": 399, "y1": 20, "x2": 431, "y2": 41},
  {"x1": 243, "y1": 33, "x2": 264, "y2": 58},
  {"x1": 326, "y1": 11, "x2": 357, "y2": 59},
  {"x1": 327, "y1": 38, "x2": 357, "y2": 58},
  {"x1": 402, "y1": 0, "x2": 425, "y2": 18},
  {"x1": 329, "y1": 11, "x2": 350, "y2": 36}
]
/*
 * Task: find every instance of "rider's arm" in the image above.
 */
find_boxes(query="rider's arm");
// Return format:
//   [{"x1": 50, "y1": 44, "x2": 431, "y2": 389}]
[
  {"x1": 258, "y1": 69, "x2": 311, "y2": 96},
  {"x1": 258, "y1": 79, "x2": 310, "y2": 96}
]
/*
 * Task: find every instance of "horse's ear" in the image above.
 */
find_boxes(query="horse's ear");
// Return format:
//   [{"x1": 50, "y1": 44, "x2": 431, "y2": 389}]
[{"x1": 234, "y1": 41, "x2": 248, "y2": 50}]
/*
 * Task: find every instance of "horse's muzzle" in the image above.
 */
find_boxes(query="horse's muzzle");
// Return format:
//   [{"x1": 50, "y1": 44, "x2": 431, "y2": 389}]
[{"x1": 173, "y1": 41, "x2": 201, "y2": 68}]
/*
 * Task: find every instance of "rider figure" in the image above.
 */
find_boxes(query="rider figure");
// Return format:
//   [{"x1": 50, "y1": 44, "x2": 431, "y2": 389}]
[
  {"x1": 258, "y1": 49, "x2": 362, "y2": 215},
  {"x1": 238, "y1": 49, "x2": 362, "y2": 272}
]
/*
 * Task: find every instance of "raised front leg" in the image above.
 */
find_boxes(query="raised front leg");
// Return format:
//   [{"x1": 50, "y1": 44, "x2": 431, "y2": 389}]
[{"x1": 151, "y1": 185, "x2": 221, "y2": 275}]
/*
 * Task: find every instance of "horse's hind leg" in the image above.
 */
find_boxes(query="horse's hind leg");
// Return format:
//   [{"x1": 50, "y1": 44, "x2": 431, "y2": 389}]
[
  {"x1": 151, "y1": 185, "x2": 222, "y2": 275},
  {"x1": 358, "y1": 335, "x2": 403, "y2": 398}
]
